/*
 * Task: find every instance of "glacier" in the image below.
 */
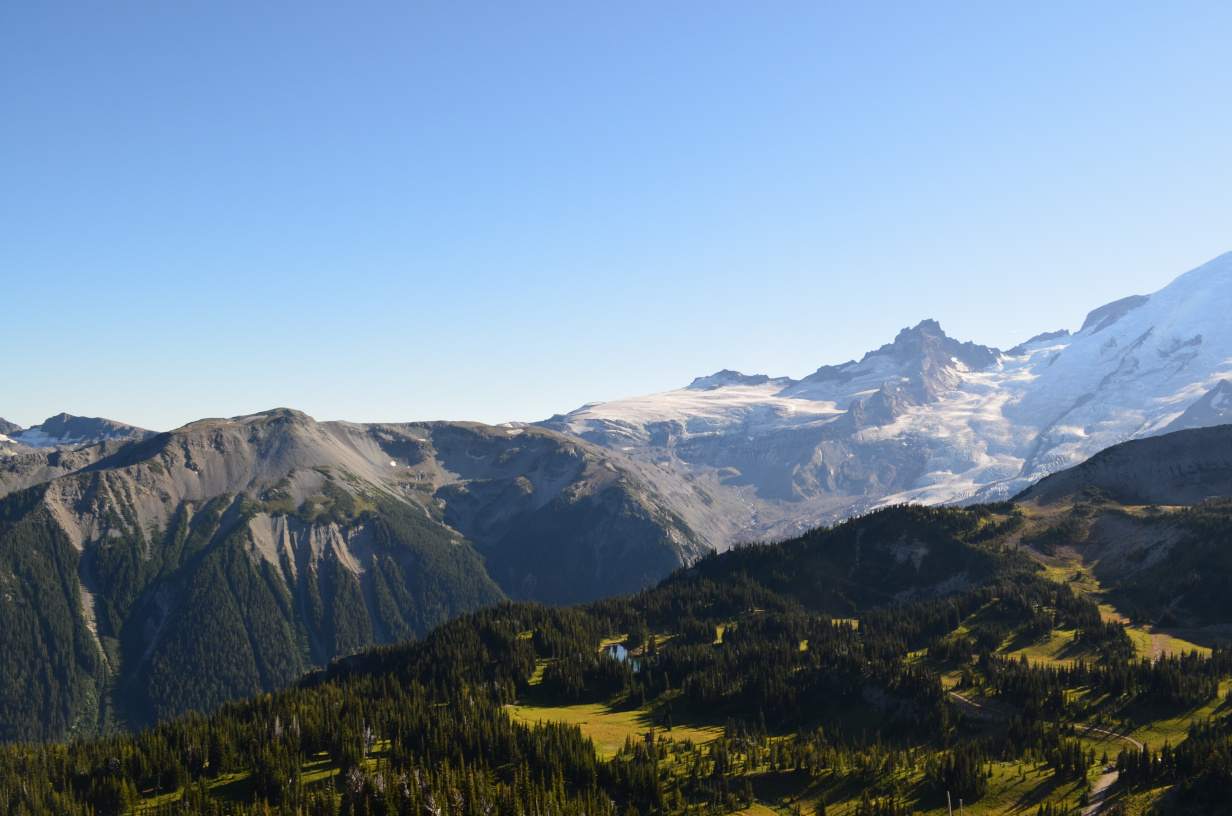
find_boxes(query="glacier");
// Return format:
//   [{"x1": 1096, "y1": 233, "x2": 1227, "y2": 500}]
[{"x1": 541, "y1": 251, "x2": 1232, "y2": 547}]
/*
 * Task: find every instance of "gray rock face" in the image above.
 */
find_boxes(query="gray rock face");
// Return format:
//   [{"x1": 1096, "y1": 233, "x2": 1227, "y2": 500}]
[
  {"x1": 1006, "y1": 329, "x2": 1070, "y2": 357},
  {"x1": 0, "y1": 410, "x2": 706, "y2": 603},
  {"x1": 1162, "y1": 380, "x2": 1232, "y2": 434},
  {"x1": 8, "y1": 413, "x2": 155, "y2": 450},
  {"x1": 1014, "y1": 424, "x2": 1232, "y2": 507},
  {"x1": 0, "y1": 418, "x2": 21, "y2": 436},
  {"x1": 788, "y1": 319, "x2": 1000, "y2": 409},
  {"x1": 808, "y1": 318, "x2": 998, "y2": 388},
  {"x1": 384, "y1": 420, "x2": 707, "y2": 604},
  {"x1": 1079, "y1": 294, "x2": 1150, "y2": 333},
  {"x1": 0, "y1": 408, "x2": 706, "y2": 742},
  {"x1": 543, "y1": 319, "x2": 994, "y2": 544}
]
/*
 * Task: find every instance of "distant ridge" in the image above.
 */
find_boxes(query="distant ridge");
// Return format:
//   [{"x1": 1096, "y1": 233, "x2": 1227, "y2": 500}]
[
  {"x1": 1015, "y1": 424, "x2": 1232, "y2": 507},
  {"x1": 1162, "y1": 379, "x2": 1232, "y2": 434},
  {"x1": 8, "y1": 412, "x2": 155, "y2": 449}
]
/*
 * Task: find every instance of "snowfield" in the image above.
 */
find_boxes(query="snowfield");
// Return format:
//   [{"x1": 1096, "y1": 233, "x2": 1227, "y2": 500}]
[{"x1": 544, "y1": 251, "x2": 1232, "y2": 546}]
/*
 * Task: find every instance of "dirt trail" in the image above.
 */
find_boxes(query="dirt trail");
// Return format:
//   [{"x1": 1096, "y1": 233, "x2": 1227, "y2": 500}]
[
  {"x1": 1082, "y1": 769, "x2": 1119, "y2": 816},
  {"x1": 947, "y1": 691, "x2": 1142, "y2": 815}
]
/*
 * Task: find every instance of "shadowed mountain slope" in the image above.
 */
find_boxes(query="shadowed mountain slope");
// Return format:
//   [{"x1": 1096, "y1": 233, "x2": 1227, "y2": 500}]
[
  {"x1": 1015, "y1": 425, "x2": 1232, "y2": 507},
  {"x1": 0, "y1": 409, "x2": 705, "y2": 742}
]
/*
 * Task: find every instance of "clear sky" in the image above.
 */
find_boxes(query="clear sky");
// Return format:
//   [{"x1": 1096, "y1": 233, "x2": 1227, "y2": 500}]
[{"x1": 3, "y1": 3, "x2": 1231, "y2": 431}]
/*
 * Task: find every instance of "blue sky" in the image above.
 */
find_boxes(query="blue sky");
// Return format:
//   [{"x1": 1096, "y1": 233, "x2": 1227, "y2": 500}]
[{"x1": 3, "y1": 3, "x2": 1231, "y2": 430}]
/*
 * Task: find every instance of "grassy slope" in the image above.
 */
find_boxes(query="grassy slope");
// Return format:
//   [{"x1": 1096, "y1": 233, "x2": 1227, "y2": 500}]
[
  {"x1": 501, "y1": 651, "x2": 1141, "y2": 815},
  {"x1": 498, "y1": 511, "x2": 1232, "y2": 816}
]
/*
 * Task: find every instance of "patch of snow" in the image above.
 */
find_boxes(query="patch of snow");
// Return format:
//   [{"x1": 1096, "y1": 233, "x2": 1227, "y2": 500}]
[{"x1": 10, "y1": 429, "x2": 58, "y2": 448}]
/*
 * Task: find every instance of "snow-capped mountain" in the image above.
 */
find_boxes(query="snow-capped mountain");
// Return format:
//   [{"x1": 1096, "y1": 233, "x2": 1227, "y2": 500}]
[
  {"x1": 0, "y1": 420, "x2": 31, "y2": 457},
  {"x1": 0, "y1": 413, "x2": 156, "y2": 456},
  {"x1": 542, "y1": 251, "x2": 1232, "y2": 546}
]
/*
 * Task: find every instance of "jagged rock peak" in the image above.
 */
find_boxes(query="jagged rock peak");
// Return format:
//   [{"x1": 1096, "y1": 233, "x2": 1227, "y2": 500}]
[
  {"x1": 861, "y1": 319, "x2": 1001, "y2": 371},
  {"x1": 687, "y1": 370, "x2": 797, "y2": 390},
  {"x1": 0, "y1": 418, "x2": 21, "y2": 436},
  {"x1": 800, "y1": 320, "x2": 999, "y2": 389}
]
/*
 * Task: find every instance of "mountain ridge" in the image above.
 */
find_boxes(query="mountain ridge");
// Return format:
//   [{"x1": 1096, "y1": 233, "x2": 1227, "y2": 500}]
[
  {"x1": 0, "y1": 408, "x2": 708, "y2": 741},
  {"x1": 543, "y1": 251, "x2": 1232, "y2": 546},
  {"x1": 1014, "y1": 423, "x2": 1232, "y2": 507},
  {"x1": 9, "y1": 423, "x2": 1232, "y2": 814},
  {"x1": 3, "y1": 412, "x2": 155, "y2": 452}
]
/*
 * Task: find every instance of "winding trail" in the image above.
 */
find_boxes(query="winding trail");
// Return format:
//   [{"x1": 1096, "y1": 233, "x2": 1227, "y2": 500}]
[{"x1": 947, "y1": 691, "x2": 1143, "y2": 815}]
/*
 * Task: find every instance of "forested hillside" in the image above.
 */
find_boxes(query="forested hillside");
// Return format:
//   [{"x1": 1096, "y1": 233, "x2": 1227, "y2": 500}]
[
  {"x1": 0, "y1": 470, "x2": 502, "y2": 742},
  {"x1": 0, "y1": 409, "x2": 710, "y2": 744},
  {"x1": 6, "y1": 497, "x2": 1232, "y2": 814}
]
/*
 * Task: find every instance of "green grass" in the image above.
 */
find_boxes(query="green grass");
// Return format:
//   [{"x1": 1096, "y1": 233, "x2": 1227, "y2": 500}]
[
  {"x1": 1111, "y1": 785, "x2": 1171, "y2": 816},
  {"x1": 953, "y1": 761, "x2": 1088, "y2": 816},
  {"x1": 731, "y1": 758, "x2": 1099, "y2": 816},
  {"x1": 135, "y1": 744, "x2": 391, "y2": 812},
  {"x1": 1119, "y1": 681, "x2": 1230, "y2": 748},
  {"x1": 1000, "y1": 627, "x2": 1095, "y2": 666},
  {"x1": 729, "y1": 803, "x2": 781, "y2": 816},
  {"x1": 508, "y1": 696, "x2": 722, "y2": 759},
  {"x1": 508, "y1": 653, "x2": 724, "y2": 759},
  {"x1": 1123, "y1": 626, "x2": 1212, "y2": 660}
]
